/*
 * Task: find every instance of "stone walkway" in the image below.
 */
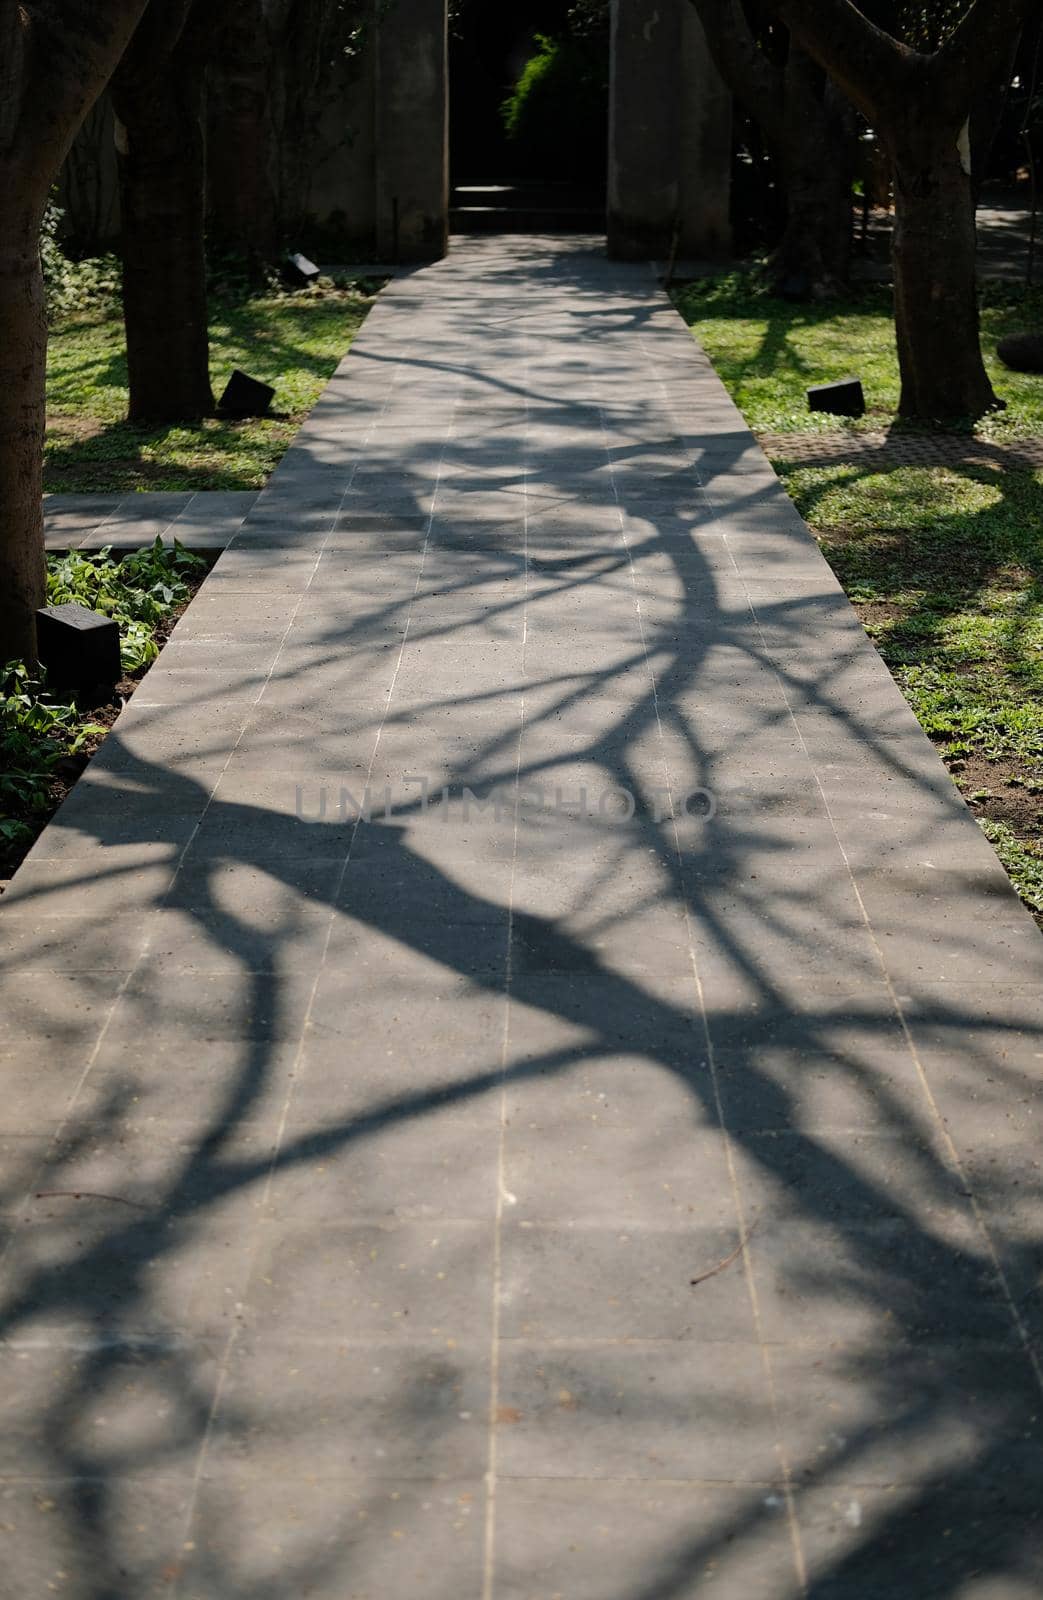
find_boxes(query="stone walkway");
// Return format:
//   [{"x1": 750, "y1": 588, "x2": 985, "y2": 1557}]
[
  {"x1": 3, "y1": 235, "x2": 1043, "y2": 1598},
  {"x1": 758, "y1": 429, "x2": 1043, "y2": 473},
  {"x1": 44, "y1": 490, "x2": 258, "y2": 550}
]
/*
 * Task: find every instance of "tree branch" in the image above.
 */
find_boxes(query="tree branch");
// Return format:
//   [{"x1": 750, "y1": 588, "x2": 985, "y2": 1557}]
[
  {"x1": 12, "y1": 1, "x2": 152, "y2": 182},
  {"x1": 937, "y1": 0, "x2": 1038, "y2": 102},
  {"x1": 686, "y1": 0, "x2": 787, "y2": 146},
  {"x1": 771, "y1": 0, "x2": 922, "y2": 131}
]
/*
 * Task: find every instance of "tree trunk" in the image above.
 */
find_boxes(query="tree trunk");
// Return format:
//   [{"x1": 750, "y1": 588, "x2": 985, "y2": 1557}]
[
  {"x1": 891, "y1": 135, "x2": 999, "y2": 420},
  {"x1": 0, "y1": 217, "x2": 48, "y2": 663},
  {"x1": 0, "y1": 0, "x2": 152, "y2": 663},
  {"x1": 687, "y1": 4, "x2": 855, "y2": 297},
  {"x1": 768, "y1": 135, "x2": 852, "y2": 296},
  {"x1": 112, "y1": 43, "x2": 214, "y2": 422}
]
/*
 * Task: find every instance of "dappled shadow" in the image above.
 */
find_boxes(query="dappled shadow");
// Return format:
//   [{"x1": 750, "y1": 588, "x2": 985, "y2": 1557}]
[
  {"x1": 45, "y1": 290, "x2": 377, "y2": 495},
  {"x1": 2, "y1": 235, "x2": 1043, "y2": 1598}
]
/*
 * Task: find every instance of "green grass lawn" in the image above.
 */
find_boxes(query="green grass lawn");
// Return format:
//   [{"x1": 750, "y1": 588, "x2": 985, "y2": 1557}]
[
  {"x1": 673, "y1": 279, "x2": 1043, "y2": 919},
  {"x1": 45, "y1": 285, "x2": 379, "y2": 493},
  {"x1": 671, "y1": 276, "x2": 1043, "y2": 437}
]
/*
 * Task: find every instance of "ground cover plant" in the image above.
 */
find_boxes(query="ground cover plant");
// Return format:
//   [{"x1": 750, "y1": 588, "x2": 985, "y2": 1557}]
[
  {"x1": 673, "y1": 279, "x2": 1043, "y2": 921},
  {"x1": 672, "y1": 275, "x2": 1043, "y2": 436},
  {"x1": 0, "y1": 539, "x2": 207, "y2": 880},
  {"x1": 45, "y1": 276, "x2": 381, "y2": 493}
]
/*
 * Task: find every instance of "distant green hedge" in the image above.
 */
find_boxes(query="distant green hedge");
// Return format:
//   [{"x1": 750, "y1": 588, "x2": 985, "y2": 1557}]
[{"x1": 501, "y1": 33, "x2": 608, "y2": 182}]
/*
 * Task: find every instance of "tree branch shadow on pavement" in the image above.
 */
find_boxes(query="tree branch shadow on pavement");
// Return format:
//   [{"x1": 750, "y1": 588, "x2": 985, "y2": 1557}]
[{"x1": 1, "y1": 259, "x2": 1043, "y2": 1597}]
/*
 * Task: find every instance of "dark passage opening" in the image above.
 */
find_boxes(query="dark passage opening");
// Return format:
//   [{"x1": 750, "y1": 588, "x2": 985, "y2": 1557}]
[{"x1": 449, "y1": 0, "x2": 609, "y2": 234}]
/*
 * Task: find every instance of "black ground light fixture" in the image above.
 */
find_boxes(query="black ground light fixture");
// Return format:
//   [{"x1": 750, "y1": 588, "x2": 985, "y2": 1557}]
[
  {"x1": 36, "y1": 603, "x2": 121, "y2": 692},
  {"x1": 218, "y1": 370, "x2": 276, "y2": 417},
  {"x1": 284, "y1": 252, "x2": 321, "y2": 288},
  {"x1": 807, "y1": 377, "x2": 866, "y2": 417}
]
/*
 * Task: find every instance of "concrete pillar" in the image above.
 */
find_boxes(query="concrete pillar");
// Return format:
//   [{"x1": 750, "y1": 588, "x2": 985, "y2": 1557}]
[
  {"x1": 374, "y1": 0, "x2": 449, "y2": 261},
  {"x1": 607, "y1": 0, "x2": 731, "y2": 261},
  {"x1": 608, "y1": 0, "x2": 682, "y2": 260},
  {"x1": 678, "y1": 7, "x2": 732, "y2": 258}
]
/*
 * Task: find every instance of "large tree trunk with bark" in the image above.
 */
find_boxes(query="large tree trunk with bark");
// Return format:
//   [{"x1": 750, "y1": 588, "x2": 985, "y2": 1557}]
[
  {"x1": 774, "y1": 0, "x2": 1036, "y2": 421},
  {"x1": 770, "y1": 66, "x2": 854, "y2": 295},
  {"x1": 0, "y1": 208, "x2": 49, "y2": 663},
  {"x1": 688, "y1": 1, "x2": 855, "y2": 297},
  {"x1": 771, "y1": 155, "x2": 853, "y2": 294},
  {"x1": 0, "y1": 1, "x2": 152, "y2": 663},
  {"x1": 111, "y1": 5, "x2": 214, "y2": 423},
  {"x1": 891, "y1": 133, "x2": 998, "y2": 418}
]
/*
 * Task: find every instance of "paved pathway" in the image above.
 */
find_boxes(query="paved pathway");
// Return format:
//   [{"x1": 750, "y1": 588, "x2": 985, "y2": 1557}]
[
  {"x1": 44, "y1": 490, "x2": 259, "y2": 550},
  {"x1": 759, "y1": 429, "x2": 1043, "y2": 473},
  {"x1": 3, "y1": 236, "x2": 1043, "y2": 1598}
]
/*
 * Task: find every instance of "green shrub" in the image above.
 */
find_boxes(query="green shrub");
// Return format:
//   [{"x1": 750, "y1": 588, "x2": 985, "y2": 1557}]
[
  {"x1": 0, "y1": 661, "x2": 105, "y2": 846},
  {"x1": 40, "y1": 196, "x2": 121, "y2": 324},
  {"x1": 1, "y1": 541, "x2": 208, "y2": 870},
  {"x1": 501, "y1": 33, "x2": 608, "y2": 183},
  {"x1": 46, "y1": 538, "x2": 206, "y2": 674}
]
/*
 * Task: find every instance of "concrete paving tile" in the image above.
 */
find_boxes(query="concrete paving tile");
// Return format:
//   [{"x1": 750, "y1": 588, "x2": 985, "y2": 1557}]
[
  {"x1": 501, "y1": 1109, "x2": 734, "y2": 1229},
  {"x1": 493, "y1": 1478, "x2": 801, "y2": 1600},
  {"x1": 0, "y1": 968, "x2": 127, "y2": 1050},
  {"x1": 205, "y1": 1339, "x2": 489, "y2": 1480},
  {"x1": 770, "y1": 1340, "x2": 1043, "y2": 1489},
  {"x1": 286, "y1": 1023, "x2": 506, "y2": 1125},
  {"x1": 80, "y1": 1033, "x2": 301, "y2": 1134},
  {"x1": 728, "y1": 1124, "x2": 975, "y2": 1236},
  {"x1": 0, "y1": 1052, "x2": 95, "y2": 1133},
  {"x1": 0, "y1": 1197, "x2": 261, "y2": 1341},
  {"x1": 129, "y1": 664, "x2": 275, "y2": 704},
  {"x1": 0, "y1": 911, "x2": 152, "y2": 973},
  {"x1": 131, "y1": 903, "x2": 332, "y2": 973},
  {"x1": 0, "y1": 853, "x2": 177, "y2": 917},
  {"x1": 183, "y1": 1477, "x2": 485, "y2": 1600},
  {"x1": 712, "y1": 1038, "x2": 923, "y2": 1137},
  {"x1": 871, "y1": 916, "x2": 1043, "y2": 987},
  {"x1": 747, "y1": 1212, "x2": 1014, "y2": 1348},
  {"x1": 795, "y1": 1480, "x2": 1043, "y2": 1600},
  {"x1": 0, "y1": 1134, "x2": 63, "y2": 1213},
  {"x1": 0, "y1": 1478, "x2": 199, "y2": 1600},
  {"x1": 15, "y1": 1120, "x2": 275, "y2": 1223},
  {"x1": 494, "y1": 1342, "x2": 778, "y2": 1482},
  {"x1": 498, "y1": 1221, "x2": 754, "y2": 1341},
  {"x1": 105, "y1": 967, "x2": 315, "y2": 1044},
  {"x1": 0, "y1": 1342, "x2": 220, "y2": 1478},
  {"x1": 269, "y1": 1102, "x2": 500, "y2": 1213},
  {"x1": 241, "y1": 1218, "x2": 494, "y2": 1343}
]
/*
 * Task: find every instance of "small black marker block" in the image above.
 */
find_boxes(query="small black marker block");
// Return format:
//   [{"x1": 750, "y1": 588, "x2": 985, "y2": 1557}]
[
  {"x1": 218, "y1": 369, "x2": 276, "y2": 417},
  {"x1": 283, "y1": 251, "x2": 321, "y2": 287},
  {"x1": 997, "y1": 333, "x2": 1043, "y2": 373},
  {"x1": 808, "y1": 377, "x2": 865, "y2": 417},
  {"x1": 36, "y1": 603, "x2": 121, "y2": 691}
]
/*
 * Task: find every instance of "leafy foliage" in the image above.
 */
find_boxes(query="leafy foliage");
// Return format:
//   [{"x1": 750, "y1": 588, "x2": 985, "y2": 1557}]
[
  {"x1": 980, "y1": 820, "x2": 1043, "y2": 914},
  {"x1": 46, "y1": 539, "x2": 206, "y2": 674},
  {"x1": 0, "y1": 661, "x2": 105, "y2": 852},
  {"x1": 40, "y1": 196, "x2": 121, "y2": 324},
  {"x1": 895, "y1": 0, "x2": 968, "y2": 49},
  {"x1": 1, "y1": 542, "x2": 207, "y2": 872},
  {"x1": 501, "y1": 30, "x2": 608, "y2": 181}
]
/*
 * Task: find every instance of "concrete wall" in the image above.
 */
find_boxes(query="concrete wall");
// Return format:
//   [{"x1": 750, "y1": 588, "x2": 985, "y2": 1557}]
[
  {"x1": 607, "y1": 0, "x2": 732, "y2": 261},
  {"x1": 59, "y1": 0, "x2": 730, "y2": 265},
  {"x1": 372, "y1": 0, "x2": 449, "y2": 260}
]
